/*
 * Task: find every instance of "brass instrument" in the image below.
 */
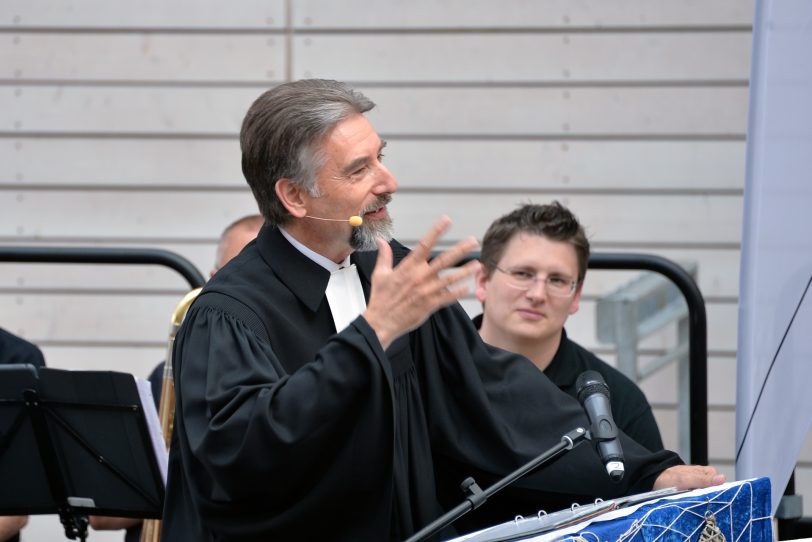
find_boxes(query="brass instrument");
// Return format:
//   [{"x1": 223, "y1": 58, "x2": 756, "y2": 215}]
[{"x1": 140, "y1": 287, "x2": 202, "y2": 542}]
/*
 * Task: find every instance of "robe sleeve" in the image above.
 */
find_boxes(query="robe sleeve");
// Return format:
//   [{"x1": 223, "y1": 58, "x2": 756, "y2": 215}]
[
  {"x1": 411, "y1": 303, "x2": 682, "y2": 531},
  {"x1": 170, "y1": 304, "x2": 397, "y2": 537}
]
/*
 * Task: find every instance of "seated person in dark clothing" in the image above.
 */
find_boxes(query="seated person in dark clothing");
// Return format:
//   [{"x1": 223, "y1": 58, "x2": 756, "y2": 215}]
[
  {"x1": 0, "y1": 328, "x2": 46, "y2": 542},
  {"x1": 88, "y1": 214, "x2": 263, "y2": 541},
  {"x1": 473, "y1": 201, "x2": 664, "y2": 452},
  {"x1": 0, "y1": 328, "x2": 45, "y2": 369}
]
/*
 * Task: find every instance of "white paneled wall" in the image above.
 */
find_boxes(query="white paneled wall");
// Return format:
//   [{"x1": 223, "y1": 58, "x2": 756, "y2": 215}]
[{"x1": 4, "y1": 1, "x2": 804, "y2": 539}]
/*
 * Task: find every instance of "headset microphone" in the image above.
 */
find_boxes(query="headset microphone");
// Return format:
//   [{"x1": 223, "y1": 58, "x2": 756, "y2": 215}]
[{"x1": 304, "y1": 215, "x2": 364, "y2": 227}]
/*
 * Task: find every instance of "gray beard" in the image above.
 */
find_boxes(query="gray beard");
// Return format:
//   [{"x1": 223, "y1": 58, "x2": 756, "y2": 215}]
[{"x1": 350, "y1": 215, "x2": 394, "y2": 251}]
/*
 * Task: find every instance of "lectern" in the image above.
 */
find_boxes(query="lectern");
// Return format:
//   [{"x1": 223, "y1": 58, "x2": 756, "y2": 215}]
[{"x1": 449, "y1": 477, "x2": 772, "y2": 542}]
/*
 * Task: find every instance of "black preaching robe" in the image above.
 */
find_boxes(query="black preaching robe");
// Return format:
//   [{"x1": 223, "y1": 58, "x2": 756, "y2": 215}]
[
  {"x1": 471, "y1": 316, "x2": 664, "y2": 453},
  {"x1": 162, "y1": 226, "x2": 681, "y2": 541}
]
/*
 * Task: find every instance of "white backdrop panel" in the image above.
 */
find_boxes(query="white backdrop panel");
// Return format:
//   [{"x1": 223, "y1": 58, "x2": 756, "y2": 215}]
[
  {"x1": 2, "y1": 86, "x2": 256, "y2": 135},
  {"x1": 4, "y1": 34, "x2": 285, "y2": 82},
  {"x1": 5, "y1": 0, "x2": 752, "y2": 30},
  {"x1": 3, "y1": 86, "x2": 748, "y2": 136},
  {"x1": 1, "y1": 292, "x2": 181, "y2": 344},
  {"x1": 0, "y1": 137, "x2": 745, "y2": 191},
  {"x1": 0, "y1": 190, "x2": 259, "y2": 240},
  {"x1": 387, "y1": 193, "x2": 743, "y2": 244},
  {"x1": 1, "y1": 138, "x2": 244, "y2": 187},
  {"x1": 387, "y1": 140, "x2": 745, "y2": 190},
  {"x1": 362, "y1": 86, "x2": 748, "y2": 135},
  {"x1": 4, "y1": 0, "x2": 285, "y2": 28},
  {"x1": 0, "y1": 86, "x2": 256, "y2": 138},
  {"x1": 1, "y1": 191, "x2": 742, "y2": 244},
  {"x1": 293, "y1": 0, "x2": 753, "y2": 28},
  {"x1": 294, "y1": 33, "x2": 751, "y2": 82}
]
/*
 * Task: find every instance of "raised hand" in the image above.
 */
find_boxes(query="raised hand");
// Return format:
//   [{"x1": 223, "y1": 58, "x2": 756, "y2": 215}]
[{"x1": 364, "y1": 216, "x2": 480, "y2": 350}]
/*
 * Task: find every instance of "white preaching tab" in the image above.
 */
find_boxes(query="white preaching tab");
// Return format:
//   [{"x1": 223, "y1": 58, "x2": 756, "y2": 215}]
[{"x1": 325, "y1": 264, "x2": 367, "y2": 333}]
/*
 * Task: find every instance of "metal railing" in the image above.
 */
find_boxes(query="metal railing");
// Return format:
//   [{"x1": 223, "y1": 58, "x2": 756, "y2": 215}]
[
  {"x1": 3, "y1": 246, "x2": 707, "y2": 464},
  {"x1": 588, "y1": 253, "x2": 707, "y2": 465},
  {"x1": 0, "y1": 246, "x2": 206, "y2": 290}
]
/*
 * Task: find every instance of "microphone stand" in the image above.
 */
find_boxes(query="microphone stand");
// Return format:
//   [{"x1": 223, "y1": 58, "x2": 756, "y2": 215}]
[{"x1": 403, "y1": 427, "x2": 591, "y2": 542}]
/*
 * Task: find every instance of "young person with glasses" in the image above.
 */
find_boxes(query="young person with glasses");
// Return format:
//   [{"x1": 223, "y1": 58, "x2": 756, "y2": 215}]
[{"x1": 474, "y1": 201, "x2": 664, "y2": 453}]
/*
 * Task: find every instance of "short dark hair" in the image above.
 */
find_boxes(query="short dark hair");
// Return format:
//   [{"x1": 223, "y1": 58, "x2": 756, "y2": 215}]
[
  {"x1": 240, "y1": 79, "x2": 375, "y2": 226},
  {"x1": 480, "y1": 201, "x2": 590, "y2": 283}
]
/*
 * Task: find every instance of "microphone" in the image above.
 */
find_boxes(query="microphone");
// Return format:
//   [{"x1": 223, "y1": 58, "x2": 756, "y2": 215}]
[
  {"x1": 575, "y1": 370, "x2": 625, "y2": 482},
  {"x1": 304, "y1": 215, "x2": 363, "y2": 227}
]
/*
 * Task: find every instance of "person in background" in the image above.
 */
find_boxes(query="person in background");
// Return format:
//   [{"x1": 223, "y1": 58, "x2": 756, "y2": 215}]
[
  {"x1": 0, "y1": 328, "x2": 46, "y2": 542},
  {"x1": 0, "y1": 328, "x2": 45, "y2": 368},
  {"x1": 161, "y1": 79, "x2": 722, "y2": 541},
  {"x1": 209, "y1": 214, "x2": 266, "y2": 278},
  {"x1": 473, "y1": 201, "x2": 664, "y2": 452},
  {"x1": 88, "y1": 214, "x2": 263, "y2": 541}
]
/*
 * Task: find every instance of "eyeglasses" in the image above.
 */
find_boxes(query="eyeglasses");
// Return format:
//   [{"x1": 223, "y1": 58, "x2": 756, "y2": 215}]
[{"x1": 493, "y1": 266, "x2": 578, "y2": 297}]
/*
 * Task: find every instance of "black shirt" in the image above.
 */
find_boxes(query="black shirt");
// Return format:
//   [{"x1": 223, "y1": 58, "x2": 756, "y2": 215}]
[{"x1": 0, "y1": 328, "x2": 45, "y2": 369}]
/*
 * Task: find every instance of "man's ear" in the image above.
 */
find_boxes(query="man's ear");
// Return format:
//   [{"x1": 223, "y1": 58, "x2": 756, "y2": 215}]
[{"x1": 274, "y1": 178, "x2": 308, "y2": 218}]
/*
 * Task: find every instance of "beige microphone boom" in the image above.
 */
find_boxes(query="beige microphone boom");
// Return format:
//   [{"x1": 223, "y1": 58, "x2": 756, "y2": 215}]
[{"x1": 305, "y1": 215, "x2": 364, "y2": 227}]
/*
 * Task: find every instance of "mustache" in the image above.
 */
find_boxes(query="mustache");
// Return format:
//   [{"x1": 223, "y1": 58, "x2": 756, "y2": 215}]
[{"x1": 361, "y1": 194, "x2": 392, "y2": 215}]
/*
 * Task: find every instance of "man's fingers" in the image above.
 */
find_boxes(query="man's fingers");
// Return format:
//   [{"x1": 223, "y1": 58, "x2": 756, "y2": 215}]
[
  {"x1": 439, "y1": 260, "x2": 481, "y2": 288},
  {"x1": 659, "y1": 464, "x2": 726, "y2": 491},
  {"x1": 374, "y1": 237, "x2": 393, "y2": 273},
  {"x1": 410, "y1": 216, "x2": 452, "y2": 260},
  {"x1": 429, "y1": 236, "x2": 479, "y2": 271}
]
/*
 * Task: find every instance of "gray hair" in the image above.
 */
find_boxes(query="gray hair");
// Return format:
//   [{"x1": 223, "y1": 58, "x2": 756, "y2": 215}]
[{"x1": 240, "y1": 79, "x2": 375, "y2": 226}]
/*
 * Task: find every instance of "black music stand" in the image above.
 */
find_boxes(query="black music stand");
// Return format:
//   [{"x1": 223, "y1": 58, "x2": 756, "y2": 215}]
[{"x1": 0, "y1": 365, "x2": 165, "y2": 541}]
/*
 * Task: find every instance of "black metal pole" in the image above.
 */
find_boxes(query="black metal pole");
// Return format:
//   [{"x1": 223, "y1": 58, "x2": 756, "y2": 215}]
[
  {"x1": 403, "y1": 427, "x2": 590, "y2": 542},
  {"x1": 24, "y1": 389, "x2": 89, "y2": 541},
  {"x1": 0, "y1": 246, "x2": 206, "y2": 290},
  {"x1": 588, "y1": 253, "x2": 708, "y2": 466}
]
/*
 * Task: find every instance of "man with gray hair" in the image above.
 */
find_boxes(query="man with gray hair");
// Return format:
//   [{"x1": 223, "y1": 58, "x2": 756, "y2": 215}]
[{"x1": 162, "y1": 79, "x2": 722, "y2": 541}]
